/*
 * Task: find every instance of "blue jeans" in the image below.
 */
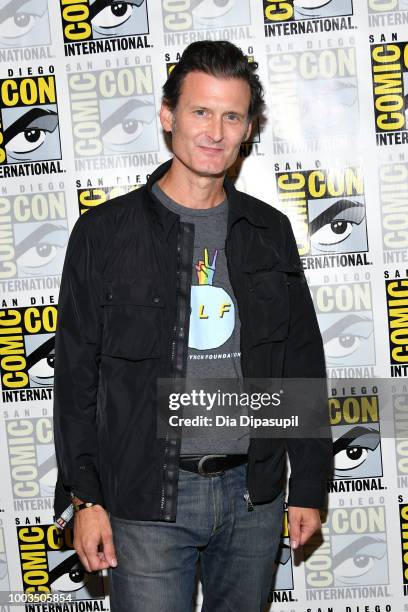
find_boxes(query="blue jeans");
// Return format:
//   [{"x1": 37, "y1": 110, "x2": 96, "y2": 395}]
[{"x1": 108, "y1": 464, "x2": 284, "y2": 612}]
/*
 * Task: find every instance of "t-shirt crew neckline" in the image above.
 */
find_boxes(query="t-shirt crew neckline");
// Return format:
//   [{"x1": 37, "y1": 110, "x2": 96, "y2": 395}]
[{"x1": 152, "y1": 181, "x2": 227, "y2": 217}]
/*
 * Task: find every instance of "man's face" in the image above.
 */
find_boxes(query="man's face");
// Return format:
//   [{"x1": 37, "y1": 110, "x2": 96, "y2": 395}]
[{"x1": 160, "y1": 71, "x2": 252, "y2": 178}]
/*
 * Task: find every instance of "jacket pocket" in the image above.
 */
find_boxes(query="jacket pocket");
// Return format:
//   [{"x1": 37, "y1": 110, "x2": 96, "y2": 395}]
[
  {"x1": 100, "y1": 279, "x2": 163, "y2": 360},
  {"x1": 246, "y1": 268, "x2": 290, "y2": 344}
]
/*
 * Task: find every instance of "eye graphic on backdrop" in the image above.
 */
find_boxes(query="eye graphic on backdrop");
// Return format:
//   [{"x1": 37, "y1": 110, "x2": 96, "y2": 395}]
[
  {"x1": 15, "y1": 223, "x2": 68, "y2": 277},
  {"x1": 49, "y1": 553, "x2": 89, "y2": 592},
  {"x1": 101, "y1": 99, "x2": 155, "y2": 151},
  {"x1": 26, "y1": 336, "x2": 55, "y2": 387},
  {"x1": 333, "y1": 426, "x2": 380, "y2": 474},
  {"x1": 192, "y1": 0, "x2": 236, "y2": 19},
  {"x1": 0, "y1": 0, "x2": 48, "y2": 46},
  {"x1": 192, "y1": 0, "x2": 249, "y2": 29},
  {"x1": 89, "y1": 0, "x2": 146, "y2": 37},
  {"x1": 294, "y1": 0, "x2": 332, "y2": 8},
  {"x1": 333, "y1": 536, "x2": 387, "y2": 585},
  {"x1": 299, "y1": 80, "x2": 358, "y2": 140},
  {"x1": 322, "y1": 314, "x2": 374, "y2": 365},
  {"x1": 3, "y1": 108, "x2": 59, "y2": 163},
  {"x1": 309, "y1": 199, "x2": 366, "y2": 254},
  {"x1": 293, "y1": 0, "x2": 351, "y2": 19}
]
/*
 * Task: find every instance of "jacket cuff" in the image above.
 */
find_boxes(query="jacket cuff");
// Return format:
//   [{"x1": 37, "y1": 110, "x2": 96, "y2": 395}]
[
  {"x1": 287, "y1": 478, "x2": 328, "y2": 509},
  {"x1": 70, "y1": 464, "x2": 105, "y2": 507}
]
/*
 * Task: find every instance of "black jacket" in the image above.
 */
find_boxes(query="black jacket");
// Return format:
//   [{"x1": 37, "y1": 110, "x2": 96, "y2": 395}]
[{"x1": 53, "y1": 159, "x2": 332, "y2": 525}]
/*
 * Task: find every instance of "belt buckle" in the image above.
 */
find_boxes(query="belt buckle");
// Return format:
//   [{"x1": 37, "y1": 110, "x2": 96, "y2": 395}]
[{"x1": 198, "y1": 454, "x2": 227, "y2": 477}]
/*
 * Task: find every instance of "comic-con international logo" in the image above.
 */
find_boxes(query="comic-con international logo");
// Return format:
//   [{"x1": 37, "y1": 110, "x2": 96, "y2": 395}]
[
  {"x1": 77, "y1": 183, "x2": 139, "y2": 214},
  {"x1": 370, "y1": 40, "x2": 408, "y2": 146},
  {"x1": 60, "y1": 0, "x2": 150, "y2": 57},
  {"x1": 368, "y1": 0, "x2": 408, "y2": 27},
  {"x1": 305, "y1": 505, "x2": 389, "y2": 598},
  {"x1": 0, "y1": 305, "x2": 57, "y2": 401},
  {"x1": 267, "y1": 45, "x2": 358, "y2": 154},
  {"x1": 16, "y1": 523, "x2": 104, "y2": 597},
  {"x1": 263, "y1": 0, "x2": 354, "y2": 37},
  {"x1": 276, "y1": 165, "x2": 369, "y2": 269},
  {"x1": 378, "y1": 159, "x2": 408, "y2": 263},
  {"x1": 68, "y1": 64, "x2": 159, "y2": 172},
  {"x1": 310, "y1": 278, "x2": 376, "y2": 377},
  {"x1": 328, "y1": 388, "x2": 384, "y2": 494},
  {"x1": 0, "y1": 71, "x2": 62, "y2": 178},
  {"x1": 385, "y1": 274, "x2": 408, "y2": 377},
  {"x1": 0, "y1": 0, "x2": 51, "y2": 59},
  {"x1": 0, "y1": 189, "x2": 68, "y2": 282},
  {"x1": 5, "y1": 415, "x2": 56, "y2": 504},
  {"x1": 162, "y1": 0, "x2": 252, "y2": 46}
]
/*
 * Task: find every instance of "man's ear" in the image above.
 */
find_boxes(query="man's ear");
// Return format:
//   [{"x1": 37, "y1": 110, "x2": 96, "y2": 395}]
[
  {"x1": 160, "y1": 102, "x2": 174, "y2": 133},
  {"x1": 243, "y1": 120, "x2": 253, "y2": 142}
]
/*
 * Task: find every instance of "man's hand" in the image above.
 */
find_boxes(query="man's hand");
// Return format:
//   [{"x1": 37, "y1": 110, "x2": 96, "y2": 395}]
[
  {"x1": 288, "y1": 506, "x2": 321, "y2": 550},
  {"x1": 73, "y1": 504, "x2": 117, "y2": 572}
]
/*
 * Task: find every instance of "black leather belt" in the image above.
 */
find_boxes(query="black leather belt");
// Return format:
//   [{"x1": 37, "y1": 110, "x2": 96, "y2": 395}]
[{"x1": 179, "y1": 454, "x2": 248, "y2": 477}]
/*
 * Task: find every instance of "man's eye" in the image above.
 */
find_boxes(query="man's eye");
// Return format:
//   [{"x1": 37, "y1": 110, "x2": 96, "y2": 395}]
[
  {"x1": 1, "y1": 13, "x2": 38, "y2": 38},
  {"x1": 103, "y1": 118, "x2": 144, "y2": 145},
  {"x1": 6, "y1": 129, "x2": 46, "y2": 154},
  {"x1": 334, "y1": 447, "x2": 369, "y2": 471},
  {"x1": 92, "y1": 3, "x2": 134, "y2": 29},
  {"x1": 193, "y1": 0, "x2": 235, "y2": 19},
  {"x1": 311, "y1": 220, "x2": 354, "y2": 246}
]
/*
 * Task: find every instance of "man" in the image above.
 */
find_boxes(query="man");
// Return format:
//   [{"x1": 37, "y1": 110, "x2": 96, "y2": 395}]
[{"x1": 53, "y1": 41, "x2": 332, "y2": 611}]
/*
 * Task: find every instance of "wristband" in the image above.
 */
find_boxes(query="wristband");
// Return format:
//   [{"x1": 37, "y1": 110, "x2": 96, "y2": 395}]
[{"x1": 73, "y1": 501, "x2": 97, "y2": 512}]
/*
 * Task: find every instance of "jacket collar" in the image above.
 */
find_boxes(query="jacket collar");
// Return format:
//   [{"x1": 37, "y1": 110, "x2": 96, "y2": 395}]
[{"x1": 146, "y1": 159, "x2": 268, "y2": 239}]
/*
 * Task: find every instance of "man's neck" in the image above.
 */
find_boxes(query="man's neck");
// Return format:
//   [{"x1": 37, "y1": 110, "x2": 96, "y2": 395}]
[{"x1": 158, "y1": 158, "x2": 226, "y2": 210}]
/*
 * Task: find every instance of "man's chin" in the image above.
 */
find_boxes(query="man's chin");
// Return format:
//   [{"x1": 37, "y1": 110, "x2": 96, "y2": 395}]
[{"x1": 181, "y1": 160, "x2": 228, "y2": 179}]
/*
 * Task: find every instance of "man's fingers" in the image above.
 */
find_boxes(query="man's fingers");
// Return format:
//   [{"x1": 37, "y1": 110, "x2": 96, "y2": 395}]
[
  {"x1": 299, "y1": 517, "x2": 321, "y2": 545},
  {"x1": 102, "y1": 531, "x2": 118, "y2": 567},
  {"x1": 289, "y1": 517, "x2": 301, "y2": 550},
  {"x1": 85, "y1": 549, "x2": 108, "y2": 571},
  {"x1": 76, "y1": 547, "x2": 91, "y2": 573},
  {"x1": 299, "y1": 524, "x2": 317, "y2": 546}
]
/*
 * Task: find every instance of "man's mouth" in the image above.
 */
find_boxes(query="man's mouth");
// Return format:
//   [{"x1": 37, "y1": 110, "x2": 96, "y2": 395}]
[{"x1": 198, "y1": 145, "x2": 224, "y2": 153}]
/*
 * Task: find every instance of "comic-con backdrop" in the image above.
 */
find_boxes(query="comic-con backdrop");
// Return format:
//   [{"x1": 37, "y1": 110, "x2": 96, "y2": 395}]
[{"x1": 0, "y1": 1, "x2": 407, "y2": 611}]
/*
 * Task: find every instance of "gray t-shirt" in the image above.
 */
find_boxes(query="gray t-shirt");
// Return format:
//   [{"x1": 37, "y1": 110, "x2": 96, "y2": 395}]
[{"x1": 153, "y1": 182, "x2": 249, "y2": 455}]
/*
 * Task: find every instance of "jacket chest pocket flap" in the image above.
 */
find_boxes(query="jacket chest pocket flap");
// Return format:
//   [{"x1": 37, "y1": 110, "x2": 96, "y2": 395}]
[
  {"x1": 246, "y1": 267, "x2": 291, "y2": 344},
  {"x1": 101, "y1": 280, "x2": 164, "y2": 360}
]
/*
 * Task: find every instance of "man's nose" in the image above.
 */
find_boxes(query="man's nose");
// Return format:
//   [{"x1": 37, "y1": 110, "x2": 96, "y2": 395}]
[{"x1": 208, "y1": 116, "x2": 224, "y2": 142}]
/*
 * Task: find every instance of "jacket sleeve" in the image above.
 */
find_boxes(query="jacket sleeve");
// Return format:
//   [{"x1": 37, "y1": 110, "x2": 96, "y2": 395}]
[
  {"x1": 282, "y1": 214, "x2": 333, "y2": 509},
  {"x1": 53, "y1": 214, "x2": 105, "y2": 517}
]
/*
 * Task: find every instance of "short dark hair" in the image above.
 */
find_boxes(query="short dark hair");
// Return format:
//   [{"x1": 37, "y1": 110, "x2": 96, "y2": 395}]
[{"x1": 162, "y1": 41, "x2": 265, "y2": 121}]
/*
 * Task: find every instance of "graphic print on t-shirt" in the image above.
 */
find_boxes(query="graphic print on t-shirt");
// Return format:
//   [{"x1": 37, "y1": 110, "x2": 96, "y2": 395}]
[{"x1": 189, "y1": 247, "x2": 235, "y2": 350}]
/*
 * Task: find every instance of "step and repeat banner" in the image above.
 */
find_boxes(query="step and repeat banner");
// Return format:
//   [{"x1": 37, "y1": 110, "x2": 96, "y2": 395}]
[{"x1": 0, "y1": 1, "x2": 407, "y2": 611}]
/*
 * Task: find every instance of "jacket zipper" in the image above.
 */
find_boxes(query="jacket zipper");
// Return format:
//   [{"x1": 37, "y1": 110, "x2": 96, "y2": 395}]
[
  {"x1": 225, "y1": 223, "x2": 254, "y2": 513},
  {"x1": 160, "y1": 222, "x2": 194, "y2": 520}
]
